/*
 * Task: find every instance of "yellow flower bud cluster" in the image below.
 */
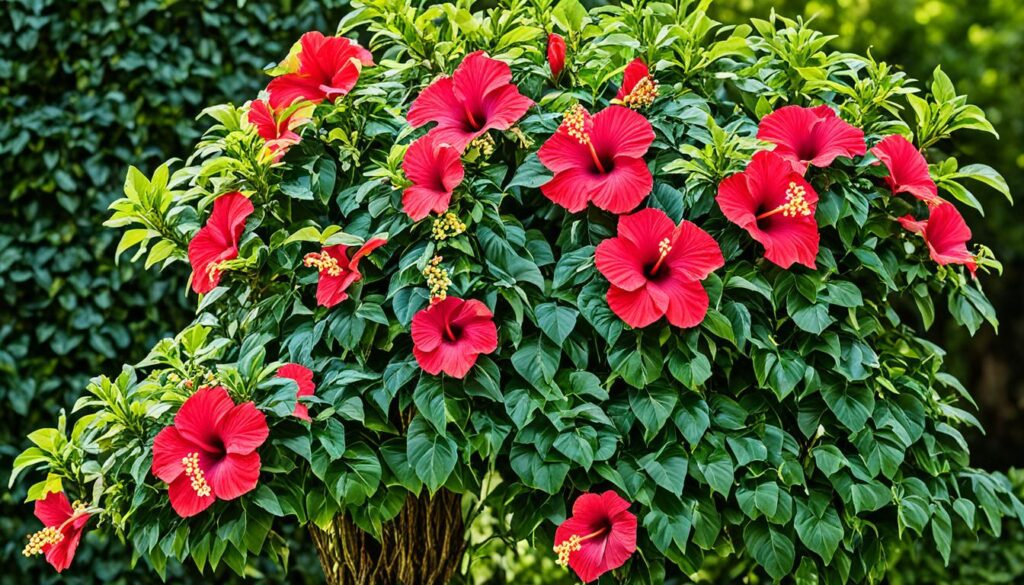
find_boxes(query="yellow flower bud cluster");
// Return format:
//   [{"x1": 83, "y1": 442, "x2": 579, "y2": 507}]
[
  {"x1": 468, "y1": 133, "x2": 495, "y2": 157},
  {"x1": 423, "y1": 256, "x2": 451, "y2": 303},
  {"x1": 431, "y1": 212, "x2": 467, "y2": 241}
]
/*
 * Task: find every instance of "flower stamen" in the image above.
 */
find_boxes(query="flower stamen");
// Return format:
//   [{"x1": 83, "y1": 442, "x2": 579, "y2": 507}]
[
  {"x1": 756, "y1": 181, "x2": 813, "y2": 221},
  {"x1": 23, "y1": 526, "x2": 63, "y2": 557},
  {"x1": 303, "y1": 252, "x2": 343, "y2": 276},
  {"x1": 553, "y1": 526, "x2": 608, "y2": 567},
  {"x1": 182, "y1": 452, "x2": 212, "y2": 497},
  {"x1": 619, "y1": 76, "x2": 658, "y2": 109},
  {"x1": 562, "y1": 105, "x2": 608, "y2": 174},
  {"x1": 650, "y1": 237, "x2": 672, "y2": 275}
]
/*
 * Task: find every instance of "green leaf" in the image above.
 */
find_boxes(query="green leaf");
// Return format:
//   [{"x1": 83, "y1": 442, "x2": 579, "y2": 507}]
[
  {"x1": 629, "y1": 382, "x2": 677, "y2": 438},
  {"x1": 535, "y1": 302, "x2": 579, "y2": 346},
  {"x1": 794, "y1": 494, "x2": 844, "y2": 563},
  {"x1": 697, "y1": 447, "x2": 735, "y2": 497},
  {"x1": 511, "y1": 337, "x2": 561, "y2": 397},
  {"x1": 413, "y1": 375, "x2": 447, "y2": 434},
  {"x1": 821, "y1": 383, "x2": 875, "y2": 432},
  {"x1": 641, "y1": 445, "x2": 689, "y2": 496},
  {"x1": 744, "y1": 519, "x2": 795, "y2": 581},
  {"x1": 406, "y1": 416, "x2": 457, "y2": 494}
]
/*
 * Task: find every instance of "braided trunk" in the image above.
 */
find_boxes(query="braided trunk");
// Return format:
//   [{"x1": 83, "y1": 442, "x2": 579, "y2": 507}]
[{"x1": 309, "y1": 490, "x2": 465, "y2": 585}]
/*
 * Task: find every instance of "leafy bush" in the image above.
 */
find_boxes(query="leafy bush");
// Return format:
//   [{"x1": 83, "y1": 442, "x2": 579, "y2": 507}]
[
  {"x1": 0, "y1": 1, "x2": 347, "y2": 582},
  {"x1": 11, "y1": 0, "x2": 1022, "y2": 583}
]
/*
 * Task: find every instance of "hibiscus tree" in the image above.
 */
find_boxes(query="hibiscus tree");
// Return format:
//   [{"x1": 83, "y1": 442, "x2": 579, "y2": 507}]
[
  {"x1": 187, "y1": 192, "x2": 254, "y2": 294},
  {"x1": 595, "y1": 208, "x2": 724, "y2": 328},
  {"x1": 538, "y1": 104, "x2": 654, "y2": 214},
  {"x1": 756, "y1": 104, "x2": 866, "y2": 175},
  {"x1": 151, "y1": 386, "x2": 269, "y2": 518},
  {"x1": 267, "y1": 31, "x2": 373, "y2": 109},
  {"x1": 717, "y1": 150, "x2": 821, "y2": 269},
  {"x1": 303, "y1": 237, "x2": 388, "y2": 307},
  {"x1": 899, "y1": 201, "x2": 977, "y2": 275},
  {"x1": 406, "y1": 51, "x2": 534, "y2": 152},
  {"x1": 411, "y1": 296, "x2": 498, "y2": 378},
  {"x1": 553, "y1": 491, "x2": 638, "y2": 583}
]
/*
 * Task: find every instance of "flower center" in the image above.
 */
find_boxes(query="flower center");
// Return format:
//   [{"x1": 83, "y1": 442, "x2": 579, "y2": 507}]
[
  {"x1": 463, "y1": 102, "x2": 482, "y2": 131},
  {"x1": 648, "y1": 237, "x2": 673, "y2": 277},
  {"x1": 756, "y1": 181, "x2": 813, "y2": 221},
  {"x1": 303, "y1": 252, "x2": 343, "y2": 276},
  {"x1": 22, "y1": 501, "x2": 90, "y2": 558},
  {"x1": 553, "y1": 526, "x2": 608, "y2": 567},
  {"x1": 562, "y1": 105, "x2": 608, "y2": 174},
  {"x1": 620, "y1": 76, "x2": 658, "y2": 109},
  {"x1": 182, "y1": 452, "x2": 212, "y2": 497},
  {"x1": 207, "y1": 261, "x2": 225, "y2": 283}
]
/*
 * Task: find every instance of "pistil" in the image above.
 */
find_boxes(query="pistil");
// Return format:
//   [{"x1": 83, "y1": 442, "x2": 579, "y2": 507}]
[
  {"x1": 562, "y1": 105, "x2": 607, "y2": 174},
  {"x1": 756, "y1": 181, "x2": 813, "y2": 221},
  {"x1": 650, "y1": 237, "x2": 673, "y2": 276},
  {"x1": 463, "y1": 103, "x2": 480, "y2": 130}
]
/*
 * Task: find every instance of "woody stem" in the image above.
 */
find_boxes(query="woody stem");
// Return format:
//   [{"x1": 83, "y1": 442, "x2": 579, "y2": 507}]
[{"x1": 587, "y1": 142, "x2": 607, "y2": 174}]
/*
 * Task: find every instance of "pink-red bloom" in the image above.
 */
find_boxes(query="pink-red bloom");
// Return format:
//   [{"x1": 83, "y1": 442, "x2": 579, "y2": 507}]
[
  {"x1": 402, "y1": 134, "x2": 465, "y2": 221},
  {"x1": 24, "y1": 491, "x2": 90, "y2": 572},
  {"x1": 538, "y1": 104, "x2": 654, "y2": 214},
  {"x1": 717, "y1": 150, "x2": 820, "y2": 269},
  {"x1": 547, "y1": 33, "x2": 566, "y2": 79},
  {"x1": 406, "y1": 51, "x2": 534, "y2": 152},
  {"x1": 303, "y1": 237, "x2": 388, "y2": 307},
  {"x1": 898, "y1": 201, "x2": 977, "y2": 275},
  {"x1": 151, "y1": 387, "x2": 269, "y2": 518},
  {"x1": 277, "y1": 363, "x2": 316, "y2": 421},
  {"x1": 267, "y1": 31, "x2": 373, "y2": 109},
  {"x1": 871, "y1": 134, "x2": 940, "y2": 204},
  {"x1": 595, "y1": 208, "x2": 723, "y2": 328},
  {"x1": 756, "y1": 105, "x2": 866, "y2": 175},
  {"x1": 187, "y1": 192, "x2": 254, "y2": 294},
  {"x1": 553, "y1": 491, "x2": 637, "y2": 583},
  {"x1": 613, "y1": 58, "x2": 657, "y2": 109},
  {"x1": 411, "y1": 296, "x2": 498, "y2": 378},
  {"x1": 247, "y1": 99, "x2": 311, "y2": 161}
]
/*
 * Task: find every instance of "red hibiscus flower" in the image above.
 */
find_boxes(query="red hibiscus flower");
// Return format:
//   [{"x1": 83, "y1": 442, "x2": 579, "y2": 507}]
[
  {"x1": 187, "y1": 192, "x2": 254, "y2": 294},
  {"x1": 871, "y1": 134, "x2": 940, "y2": 204},
  {"x1": 277, "y1": 363, "x2": 316, "y2": 421},
  {"x1": 756, "y1": 105, "x2": 866, "y2": 175},
  {"x1": 267, "y1": 31, "x2": 372, "y2": 109},
  {"x1": 898, "y1": 201, "x2": 977, "y2": 275},
  {"x1": 717, "y1": 150, "x2": 821, "y2": 269},
  {"x1": 23, "y1": 491, "x2": 91, "y2": 572},
  {"x1": 151, "y1": 386, "x2": 269, "y2": 518},
  {"x1": 303, "y1": 237, "x2": 388, "y2": 308},
  {"x1": 547, "y1": 33, "x2": 566, "y2": 79},
  {"x1": 247, "y1": 99, "x2": 311, "y2": 161},
  {"x1": 595, "y1": 208, "x2": 723, "y2": 328},
  {"x1": 538, "y1": 104, "x2": 654, "y2": 214},
  {"x1": 402, "y1": 134, "x2": 465, "y2": 221},
  {"x1": 553, "y1": 491, "x2": 637, "y2": 583},
  {"x1": 613, "y1": 58, "x2": 658, "y2": 109},
  {"x1": 406, "y1": 51, "x2": 534, "y2": 152},
  {"x1": 411, "y1": 296, "x2": 498, "y2": 378}
]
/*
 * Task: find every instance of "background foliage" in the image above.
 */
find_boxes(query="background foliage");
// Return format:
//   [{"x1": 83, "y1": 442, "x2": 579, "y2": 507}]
[{"x1": 2, "y1": 0, "x2": 1021, "y2": 584}]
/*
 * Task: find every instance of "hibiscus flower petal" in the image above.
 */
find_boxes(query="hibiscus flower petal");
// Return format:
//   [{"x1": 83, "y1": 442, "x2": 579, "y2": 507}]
[
  {"x1": 588, "y1": 156, "x2": 653, "y2": 214},
  {"x1": 923, "y1": 202, "x2": 977, "y2": 274},
  {"x1": 716, "y1": 172, "x2": 759, "y2": 230},
  {"x1": 590, "y1": 105, "x2": 655, "y2": 160},
  {"x1": 349, "y1": 238, "x2": 387, "y2": 272},
  {"x1": 806, "y1": 106, "x2": 866, "y2": 168},
  {"x1": 451, "y1": 300, "x2": 498, "y2": 354},
  {"x1": 247, "y1": 100, "x2": 278, "y2": 141},
  {"x1": 616, "y1": 58, "x2": 651, "y2": 101},
  {"x1": 756, "y1": 216, "x2": 820, "y2": 269},
  {"x1": 537, "y1": 128, "x2": 593, "y2": 174},
  {"x1": 607, "y1": 285, "x2": 663, "y2": 328},
  {"x1": 403, "y1": 185, "x2": 452, "y2": 221},
  {"x1": 167, "y1": 475, "x2": 216, "y2": 518},
  {"x1": 452, "y1": 51, "x2": 513, "y2": 104},
  {"x1": 871, "y1": 134, "x2": 939, "y2": 203},
  {"x1": 315, "y1": 271, "x2": 349, "y2": 307},
  {"x1": 206, "y1": 452, "x2": 262, "y2": 501},
  {"x1": 187, "y1": 192, "x2": 254, "y2": 294},
  {"x1": 595, "y1": 237, "x2": 648, "y2": 292},
  {"x1": 568, "y1": 539, "x2": 611, "y2": 583},
  {"x1": 34, "y1": 491, "x2": 73, "y2": 528},
  {"x1": 44, "y1": 514, "x2": 89, "y2": 573},
  {"x1": 479, "y1": 83, "x2": 534, "y2": 132},
  {"x1": 603, "y1": 509, "x2": 639, "y2": 573},
  {"x1": 666, "y1": 220, "x2": 725, "y2": 281},
  {"x1": 407, "y1": 76, "x2": 464, "y2": 130},
  {"x1": 267, "y1": 74, "x2": 326, "y2": 109},
  {"x1": 217, "y1": 402, "x2": 269, "y2": 455},
  {"x1": 541, "y1": 168, "x2": 596, "y2": 213},
  {"x1": 151, "y1": 426, "x2": 196, "y2": 483},
  {"x1": 659, "y1": 278, "x2": 711, "y2": 329},
  {"x1": 175, "y1": 386, "x2": 235, "y2": 453},
  {"x1": 616, "y1": 208, "x2": 675, "y2": 250}
]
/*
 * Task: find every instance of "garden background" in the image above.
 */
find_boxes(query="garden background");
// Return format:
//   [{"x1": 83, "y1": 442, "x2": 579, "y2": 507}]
[{"x1": 1, "y1": 0, "x2": 1021, "y2": 583}]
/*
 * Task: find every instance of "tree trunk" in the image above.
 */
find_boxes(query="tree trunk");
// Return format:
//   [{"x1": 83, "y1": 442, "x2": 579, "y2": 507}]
[{"x1": 309, "y1": 490, "x2": 466, "y2": 585}]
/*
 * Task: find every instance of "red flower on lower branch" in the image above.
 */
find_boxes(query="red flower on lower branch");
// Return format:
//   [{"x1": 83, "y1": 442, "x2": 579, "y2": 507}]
[
  {"x1": 595, "y1": 208, "x2": 724, "y2": 328},
  {"x1": 756, "y1": 104, "x2": 866, "y2": 174},
  {"x1": 871, "y1": 134, "x2": 940, "y2": 204},
  {"x1": 411, "y1": 296, "x2": 498, "y2": 378},
  {"x1": 151, "y1": 387, "x2": 269, "y2": 518},
  {"x1": 402, "y1": 133, "x2": 465, "y2": 221},
  {"x1": 187, "y1": 192, "x2": 254, "y2": 294},
  {"x1": 247, "y1": 99, "x2": 311, "y2": 161},
  {"x1": 717, "y1": 150, "x2": 820, "y2": 269},
  {"x1": 554, "y1": 491, "x2": 638, "y2": 583},
  {"x1": 23, "y1": 491, "x2": 91, "y2": 572},
  {"x1": 277, "y1": 363, "x2": 316, "y2": 421},
  {"x1": 407, "y1": 51, "x2": 534, "y2": 152},
  {"x1": 304, "y1": 237, "x2": 388, "y2": 308},
  {"x1": 538, "y1": 104, "x2": 654, "y2": 214},
  {"x1": 898, "y1": 201, "x2": 977, "y2": 275}
]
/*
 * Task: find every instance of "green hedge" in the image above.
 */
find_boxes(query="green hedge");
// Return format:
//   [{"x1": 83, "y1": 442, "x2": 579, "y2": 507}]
[{"x1": 0, "y1": 1, "x2": 349, "y2": 582}]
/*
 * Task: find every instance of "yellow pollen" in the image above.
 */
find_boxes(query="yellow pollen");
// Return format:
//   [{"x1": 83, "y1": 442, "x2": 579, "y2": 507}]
[
  {"x1": 553, "y1": 527, "x2": 608, "y2": 568},
  {"x1": 757, "y1": 181, "x2": 813, "y2": 220},
  {"x1": 658, "y1": 237, "x2": 672, "y2": 256},
  {"x1": 23, "y1": 526, "x2": 63, "y2": 557},
  {"x1": 182, "y1": 452, "x2": 212, "y2": 498},
  {"x1": 303, "y1": 252, "x2": 343, "y2": 276},
  {"x1": 468, "y1": 133, "x2": 495, "y2": 157},
  {"x1": 206, "y1": 261, "x2": 224, "y2": 282},
  {"x1": 423, "y1": 256, "x2": 451, "y2": 304},
  {"x1": 431, "y1": 212, "x2": 467, "y2": 241},
  {"x1": 562, "y1": 104, "x2": 591, "y2": 146},
  {"x1": 620, "y1": 76, "x2": 658, "y2": 109}
]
